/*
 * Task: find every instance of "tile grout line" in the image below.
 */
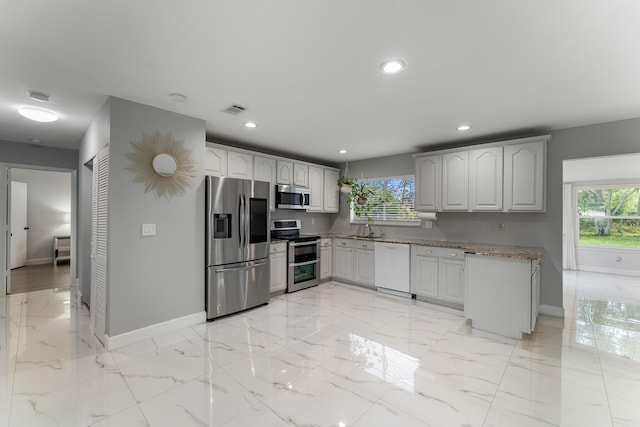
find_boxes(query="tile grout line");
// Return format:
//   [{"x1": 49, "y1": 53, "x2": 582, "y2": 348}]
[{"x1": 480, "y1": 334, "x2": 518, "y2": 426}]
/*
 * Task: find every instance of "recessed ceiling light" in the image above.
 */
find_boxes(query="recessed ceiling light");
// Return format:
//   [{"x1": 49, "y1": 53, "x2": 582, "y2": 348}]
[
  {"x1": 380, "y1": 59, "x2": 406, "y2": 74},
  {"x1": 169, "y1": 93, "x2": 187, "y2": 103},
  {"x1": 457, "y1": 124, "x2": 471, "y2": 131},
  {"x1": 28, "y1": 91, "x2": 50, "y2": 103},
  {"x1": 18, "y1": 107, "x2": 58, "y2": 122},
  {"x1": 338, "y1": 149, "x2": 347, "y2": 154},
  {"x1": 244, "y1": 122, "x2": 257, "y2": 128}
]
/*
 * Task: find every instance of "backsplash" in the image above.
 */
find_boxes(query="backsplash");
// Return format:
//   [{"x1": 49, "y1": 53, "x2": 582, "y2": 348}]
[{"x1": 270, "y1": 209, "x2": 337, "y2": 234}]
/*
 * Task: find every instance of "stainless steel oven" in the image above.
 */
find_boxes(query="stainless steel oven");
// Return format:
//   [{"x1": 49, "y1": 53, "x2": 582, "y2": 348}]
[
  {"x1": 271, "y1": 219, "x2": 321, "y2": 293},
  {"x1": 288, "y1": 239, "x2": 320, "y2": 292}
]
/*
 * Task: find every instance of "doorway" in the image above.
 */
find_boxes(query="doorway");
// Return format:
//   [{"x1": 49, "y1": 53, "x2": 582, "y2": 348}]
[{"x1": 6, "y1": 167, "x2": 74, "y2": 294}]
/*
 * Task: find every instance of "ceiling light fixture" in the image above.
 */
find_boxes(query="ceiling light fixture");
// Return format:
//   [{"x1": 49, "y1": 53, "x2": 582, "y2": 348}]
[
  {"x1": 244, "y1": 122, "x2": 257, "y2": 128},
  {"x1": 457, "y1": 124, "x2": 471, "y2": 131},
  {"x1": 28, "y1": 91, "x2": 51, "y2": 103},
  {"x1": 169, "y1": 93, "x2": 187, "y2": 103},
  {"x1": 338, "y1": 149, "x2": 347, "y2": 154},
  {"x1": 18, "y1": 107, "x2": 58, "y2": 122},
  {"x1": 380, "y1": 59, "x2": 406, "y2": 74}
]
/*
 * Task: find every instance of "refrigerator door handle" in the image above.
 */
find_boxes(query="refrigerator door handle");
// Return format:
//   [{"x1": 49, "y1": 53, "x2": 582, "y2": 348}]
[
  {"x1": 215, "y1": 259, "x2": 268, "y2": 273},
  {"x1": 238, "y1": 195, "x2": 244, "y2": 249},
  {"x1": 244, "y1": 193, "x2": 250, "y2": 248}
]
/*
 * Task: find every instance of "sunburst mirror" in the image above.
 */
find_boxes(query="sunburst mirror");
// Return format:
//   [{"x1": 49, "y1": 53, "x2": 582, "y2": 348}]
[{"x1": 126, "y1": 131, "x2": 197, "y2": 200}]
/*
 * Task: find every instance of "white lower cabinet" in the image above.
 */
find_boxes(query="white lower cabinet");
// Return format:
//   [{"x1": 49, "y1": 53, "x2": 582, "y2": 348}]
[
  {"x1": 411, "y1": 245, "x2": 465, "y2": 307},
  {"x1": 320, "y1": 238, "x2": 332, "y2": 280},
  {"x1": 465, "y1": 254, "x2": 540, "y2": 339},
  {"x1": 353, "y1": 240, "x2": 375, "y2": 286},
  {"x1": 270, "y1": 242, "x2": 287, "y2": 293},
  {"x1": 333, "y1": 238, "x2": 354, "y2": 281}
]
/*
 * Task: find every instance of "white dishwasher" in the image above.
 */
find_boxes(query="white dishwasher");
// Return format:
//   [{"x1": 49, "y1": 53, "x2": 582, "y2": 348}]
[{"x1": 375, "y1": 242, "x2": 410, "y2": 295}]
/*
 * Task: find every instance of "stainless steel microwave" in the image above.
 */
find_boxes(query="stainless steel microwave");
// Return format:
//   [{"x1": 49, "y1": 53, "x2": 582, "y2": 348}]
[{"x1": 275, "y1": 184, "x2": 310, "y2": 209}]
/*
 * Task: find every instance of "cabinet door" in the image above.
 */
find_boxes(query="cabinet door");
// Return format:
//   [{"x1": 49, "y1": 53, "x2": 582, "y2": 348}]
[
  {"x1": 227, "y1": 151, "x2": 253, "y2": 179},
  {"x1": 469, "y1": 147, "x2": 503, "y2": 211},
  {"x1": 412, "y1": 254, "x2": 439, "y2": 298},
  {"x1": 333, "y1": 246, "x2": 353, "y2": 281},
  {"x1": 293, "y1": 163, "x2": 308, "y2": 186},
  {"x1": 442, "y1": 152, "x2": 469, "y2": 211},
  {"x1": 439, "y1": 258, "x2": 465, "y2": 304},
  {"x1": 504, "y1": 140, "x2": 545, "y2": 211},
  {"x1": 354, "y1": 249, "x2": 375, "y2": 286},
  {"x1": 276, "y1": 160, "x2": 293, "y2": 185},
  {"x1": 320, "y1": 244, "x2": 332, "y2": 279},
  {"x1": 415, "y1": 155, "x2": 441, "y2": 211},
  {"x1": 270, "y1": 249, "x2": 287, "y2": 293},
  {"x1": 307, "y1": 166, "x2": 324, "y2": 211},
  {"x1": 323, "y1": 169, "x2": 340, "y2": 213},
  {"x1": 254, "y1": 156, "x2": 277, "y2": 211},
  {"x1": 205, "y1": 147, "x2": 227, "y2": 176}
]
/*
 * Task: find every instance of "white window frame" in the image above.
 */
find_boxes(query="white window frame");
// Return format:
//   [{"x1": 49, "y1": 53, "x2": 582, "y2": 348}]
[
  {"x1": 350, "y1": 175, "x2": 420, "y2": 227},
  {"x1": 575, "y1": 182, "x2": 640, "y2": 249}
]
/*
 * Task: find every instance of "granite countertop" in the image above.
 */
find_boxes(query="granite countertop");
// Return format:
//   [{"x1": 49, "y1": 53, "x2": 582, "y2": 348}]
[{"x1": 321, "y1": 233, "x2": 542, "y2": 260}]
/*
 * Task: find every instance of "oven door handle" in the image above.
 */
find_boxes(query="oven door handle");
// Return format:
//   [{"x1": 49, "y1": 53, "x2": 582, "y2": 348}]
[
  {"x1": 289, "y1": 241, "x2": 319, "y2": 247},
  {"x1": 291, "y1": 260, "x2": 318, "y2": 267}
]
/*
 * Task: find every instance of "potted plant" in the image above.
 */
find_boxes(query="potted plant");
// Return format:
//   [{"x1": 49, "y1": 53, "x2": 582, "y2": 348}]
[
  {"x1": 347, "y1": 182, "x2": 392, "y2": 221},
  {"x1": 337, "y1": 175, "x2": 357, "y2": 194}
]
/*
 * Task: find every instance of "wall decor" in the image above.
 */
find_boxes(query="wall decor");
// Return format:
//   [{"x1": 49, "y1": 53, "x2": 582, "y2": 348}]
[{"x1": 126, "y1": 131, "x2": 197, "y2": 200}]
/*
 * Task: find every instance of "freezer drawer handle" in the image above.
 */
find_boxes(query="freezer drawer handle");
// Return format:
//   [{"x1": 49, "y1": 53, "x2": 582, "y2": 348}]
[{"x1": 215, "y1": 260, "x2": 268, "y2": 273}]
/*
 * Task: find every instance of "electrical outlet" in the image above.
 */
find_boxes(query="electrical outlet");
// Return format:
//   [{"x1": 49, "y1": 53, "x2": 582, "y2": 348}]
[{"x1": 496, "y1": 222, "x2": 505, "y2": 231}]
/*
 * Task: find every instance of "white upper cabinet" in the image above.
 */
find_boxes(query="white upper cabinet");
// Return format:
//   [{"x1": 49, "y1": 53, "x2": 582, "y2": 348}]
[
  {"x1": 227, "y1": 150, "x2": 253, "y2": 179},
  {"x1": 504, "y1": 140, "x2": 546, "y2": 211},
  {"x1": 276, "y1": 160, "x2": 293, "y2": 185},
  {"x1": 307, "y1": 166, "x2": 324, "y2": 212},
  {"x1": 441, "y1": 151, "x2": 469, "y2": 211},
  {"x1": 254, "y1": 156, "x2": 277, "y2": 211},
  {"x1": 293, "y1": 163, "x2": 308, "y2": 186},
  {"x1": 205, "y1": 147, "x2": 227, "y2": 176},
  {"x1": 415, "y1": 154, "x2": 441, "y2": 211},
  {"x1": 323, "y1": 169, "x2": 339, "y2": 213},
  {"x1": 469, "y1": 146, "x2": 503, "y2": 211}
]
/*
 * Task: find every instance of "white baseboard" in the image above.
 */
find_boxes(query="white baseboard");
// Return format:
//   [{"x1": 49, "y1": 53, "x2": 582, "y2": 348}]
[
  {"x1": 25, "y1": 258, "x2": 53, "y2": 266},
  {"x1": 105, "y1": 311, "x2": 206, "y2": 351},
  {"x1": 540, "y1": 304, "x2": 565, "y2": 318},
  {"x1": 577, "y1": 265, "x2": 640, "y2": 277}
]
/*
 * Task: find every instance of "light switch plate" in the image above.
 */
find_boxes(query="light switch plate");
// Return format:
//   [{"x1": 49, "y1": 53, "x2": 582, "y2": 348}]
[{"x1": 142, "y1": 223, "x2": 156, "y2": 236}]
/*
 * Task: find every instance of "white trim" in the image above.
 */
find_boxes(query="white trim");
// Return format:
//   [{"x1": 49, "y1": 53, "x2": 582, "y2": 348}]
[
  {"x1": 25, "y1": 257, "x2": 54, "y2": 266},
  {"x1": 576, "y1": 265, "x2": 640, "y2": 277},
  {"x1": 104, "y1": 311, "x2": 206, "y2": 351},
  {"x1": 539, "y1": 304, "x2": 565, "y2": 318},
  {"x1": 576, "y1": 244, "x2": 640, "y2": 253}
]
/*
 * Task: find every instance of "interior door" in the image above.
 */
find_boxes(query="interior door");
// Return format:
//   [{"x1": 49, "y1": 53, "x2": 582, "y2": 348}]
[
  {"x1": 10, "y1": 181, "x2": 28, "y2": 269},
  {"x1": 91, "y1": 146, "x2": 109, "y2": 345}
]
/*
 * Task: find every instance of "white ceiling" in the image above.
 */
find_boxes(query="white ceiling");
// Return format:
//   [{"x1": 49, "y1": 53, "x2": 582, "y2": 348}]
[{"x1": 2, "y1": 1, "x2": 640, "y2": 163}]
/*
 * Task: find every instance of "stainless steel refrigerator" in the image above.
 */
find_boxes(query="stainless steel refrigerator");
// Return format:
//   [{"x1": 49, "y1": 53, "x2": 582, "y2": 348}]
[{"x1": 206, "y1": 176, "x2": 270, "y2": 320}]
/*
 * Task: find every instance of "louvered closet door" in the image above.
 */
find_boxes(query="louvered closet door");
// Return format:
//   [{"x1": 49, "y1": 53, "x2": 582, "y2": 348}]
[{"x1": 91, "y1": 146, "x2": 109, "y2": 344}]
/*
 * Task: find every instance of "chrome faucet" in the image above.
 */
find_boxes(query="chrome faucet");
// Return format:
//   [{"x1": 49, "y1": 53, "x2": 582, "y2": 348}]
[{"x1": 365, "y1": 223, "x2": 374, "y2": 238}]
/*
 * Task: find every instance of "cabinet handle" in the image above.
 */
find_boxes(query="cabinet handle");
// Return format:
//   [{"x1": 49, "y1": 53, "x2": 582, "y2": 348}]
[
  {"x1": 449, "y1": 253, "x2": 457, "y2": 257},
  {"x1": 426, "y1": 250, "x2": 432, "y2": 255},
  {"x1": 362, "y1": 244, "x2": 368, "y2": 248},
  {"x1": 341, "y1": 242, "x2": 347, "y2": 246}
]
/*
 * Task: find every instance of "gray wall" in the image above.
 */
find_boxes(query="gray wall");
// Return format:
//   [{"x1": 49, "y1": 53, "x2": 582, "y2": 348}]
[
  {"x1": 331, "y1": 117, "x2": 640, "y2": 310},
  {"x1": 10, "y1": 169, "x2": 72, "y2": 263},
  {"x1": 106, "y1": 98, "x2": 205, "y2": 336}
]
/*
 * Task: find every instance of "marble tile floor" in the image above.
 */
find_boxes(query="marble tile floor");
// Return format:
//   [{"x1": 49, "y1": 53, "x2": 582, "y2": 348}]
[{"x1": 0, "y1": 271, "x2": 639, "y2": 426}]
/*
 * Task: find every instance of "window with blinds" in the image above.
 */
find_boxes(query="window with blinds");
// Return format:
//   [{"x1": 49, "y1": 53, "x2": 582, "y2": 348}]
[{"x1": 350, "y1": 176, "x2": 420, "y2": 225}]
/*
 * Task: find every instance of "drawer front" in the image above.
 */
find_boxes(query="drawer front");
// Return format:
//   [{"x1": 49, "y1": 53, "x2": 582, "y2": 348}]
[
  {"x1": 415, "y1": 245, "x2": 464, "y2": 258},
  {"x1": 334, "y1": 238, "x2": 354, "y2": 248},
  {"x1": 321, "y1": 238, "x2": 332, "y2": 247},
  {"x1": 354, "y1": 240, "x2": 374, "y2": 250},
  {"x1": 270, "y1": 242, "x2": 287, "y2": 254}
]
